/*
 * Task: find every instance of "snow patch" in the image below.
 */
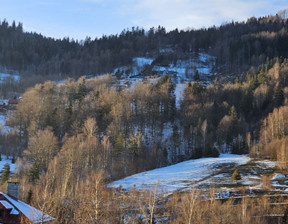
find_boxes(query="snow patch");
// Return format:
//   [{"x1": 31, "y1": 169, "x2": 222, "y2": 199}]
[
  {"x1": 133, "y1": 57, "x2": 154, "y2": 67},
  {"x1": 0, "y1": 155, "x2": 16, "y2": 173},
  {"x1": 0, "y1": 73, "x2": 20, "y2": 83},
  {"x1": 272, "y1": 173, "x2": 287, "y2": 180},
  {"x1": 0, "y1": 113, "x2": 13, "y2": 135},
  {"x1": 175, "y1": 83, "x2": 185, "y2": 109},
  {"x1": 256, "y1": 160, "x2": 277, "y2": 168}
]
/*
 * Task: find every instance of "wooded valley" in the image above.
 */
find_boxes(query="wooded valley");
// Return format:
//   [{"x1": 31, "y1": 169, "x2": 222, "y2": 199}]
[{"x1": 0, "y1": 12, "x2": 288, "y2": 223}]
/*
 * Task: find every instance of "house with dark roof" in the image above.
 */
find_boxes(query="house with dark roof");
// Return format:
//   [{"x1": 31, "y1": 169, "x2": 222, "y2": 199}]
[{"x1": 0, "y1": 182, "x2": 55, "y2": 224}]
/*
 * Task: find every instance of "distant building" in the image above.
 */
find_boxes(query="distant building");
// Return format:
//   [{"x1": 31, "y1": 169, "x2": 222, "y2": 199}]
[
  {"x1": 0, "y1": 182, "x2": 55, "y2": 223},
  {"x1": 8, "y1": 98, "x2": 20, "y2": 105}
]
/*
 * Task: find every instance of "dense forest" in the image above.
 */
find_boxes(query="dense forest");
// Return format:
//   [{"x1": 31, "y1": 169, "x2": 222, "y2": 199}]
[
  {"x1": 1, "y1": 12, "x2": 288, "y2": 223},
  {"x1": 1, "y1": 11, "x2": 288, "y2": 78}
]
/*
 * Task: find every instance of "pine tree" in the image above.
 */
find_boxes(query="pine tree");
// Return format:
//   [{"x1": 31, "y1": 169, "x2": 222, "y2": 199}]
[
  {"x1": 28, "y1": 163, "x2": 40, "y2": 184},
  {"x1": 274, "y1": 83, "x2": 284, "y2": 107},
  {"x1": 229, "y1": 105, "x2": 237, "y2": 124},
  {"x1": 26, "y1": 189, "x2": 33, "y2": 204},
  {"x1": 113, "y1": 132, "x2": 124, "y2": 157},
  {"x1": 240, "y1": 90, "x2": 253, "y2": 119},
  {"x1": 191, "y1": 81, "x2": 205, "y2": 95},
  {"x1": 0, "y1": 163, "x2": 10, "y2": 184},
  {"x1": 232, "y1": 134, "x2": 244, "y2": 154}
]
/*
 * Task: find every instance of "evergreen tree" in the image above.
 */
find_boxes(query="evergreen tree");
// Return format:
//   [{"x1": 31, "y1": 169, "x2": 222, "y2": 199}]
[
  {"x1": 229, "y1": 105, "x2": 237, "y2": 124},
  {"x1": 28, "y1": 163, "x2": 40, "y2": 184},
  {"x1": 274, "y1": 83, "x2": 284, "y2": 107},
  {"x1": 232, "y1": 134, "x2": 245, "y2": 154},
  {"x1": 113, "y1": 132, "x2": 124, "y2": 157},
  {"x1": 240, "y1": 90, "x2": 253, "y2": 119},
  {"x1": 228, "y1": 105, "x2": 238, "y2": 137},
  {"x1": 211, "y1": 101, "x2": 220, "y2": 127},
  {"x1": 26, "y1": 189, "x2": 33, "y2": 204},
  {"x1": 0, "y1": 163, "x2": 10, "y2": 184},
  {"x1": 191, "y1": 81, "x2": 205, "y2": 95},
  {"x1": 257, "y1": 66, "x2": 266, "y2": 84}
]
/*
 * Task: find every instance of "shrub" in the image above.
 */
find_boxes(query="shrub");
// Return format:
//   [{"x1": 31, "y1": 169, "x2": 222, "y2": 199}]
[{"x1": 232, "y1": 168, "x2": 241, "y2": 180}]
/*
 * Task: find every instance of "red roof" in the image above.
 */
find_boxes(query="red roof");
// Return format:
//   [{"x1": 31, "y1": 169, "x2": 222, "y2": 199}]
[{"x1": 8, "y1": 99, "x2": 20, "y2": 105}]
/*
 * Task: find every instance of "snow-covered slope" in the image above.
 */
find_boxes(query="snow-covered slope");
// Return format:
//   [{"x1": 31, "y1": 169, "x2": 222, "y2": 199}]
[
  {"x1": 109, "y1": 154, "x2": 276, "y2": 194},
  {"x1": 113, "y1": 52, "x2": 215, "y2": 83},
  {"x1": 111, "y1": 52, "x2": 215, "y2": 109}
]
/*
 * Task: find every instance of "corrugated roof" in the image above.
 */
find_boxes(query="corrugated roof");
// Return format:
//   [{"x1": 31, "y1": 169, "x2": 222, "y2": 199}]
[
  {"x1": 0, "y1": 200, "x2": 19, "y2": 215},
  {"x1": 1, "y1": 193, "x2": 55, "y2": 223}
]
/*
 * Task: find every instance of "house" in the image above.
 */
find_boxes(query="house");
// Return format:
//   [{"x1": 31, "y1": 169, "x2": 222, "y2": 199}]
[
  {"x1": 0, "y1": 182, "x2": 55, "y2": 224},
  {"x1": 8, "y1": 98, "x2": 20, "y2": 105}
]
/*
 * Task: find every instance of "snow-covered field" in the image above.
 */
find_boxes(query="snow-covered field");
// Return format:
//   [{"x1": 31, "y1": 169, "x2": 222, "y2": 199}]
[
  {"x1": 109, "y1": 154, "x2": 277, "y2": 194},
  {"x1": 0, "y1": 73, "x2": 20, "y2": 83}
]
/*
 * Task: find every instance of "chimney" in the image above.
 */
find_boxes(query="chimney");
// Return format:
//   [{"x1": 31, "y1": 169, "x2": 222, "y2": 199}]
[{"x1": 7, "y1": 182, "x2": 19, "y2": 199}]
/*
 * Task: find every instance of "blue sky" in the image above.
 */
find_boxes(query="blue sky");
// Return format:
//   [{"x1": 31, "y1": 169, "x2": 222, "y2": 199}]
[{"x1": 0, "y1": 0, "x2": 287, "y2": 40}]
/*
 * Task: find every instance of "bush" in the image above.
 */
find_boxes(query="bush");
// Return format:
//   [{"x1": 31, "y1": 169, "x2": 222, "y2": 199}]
[
  {"x1": 232, "y1": 168, "x2": 241, "y2": 180},
  {"x1": 0, "y1": 163, "x2": 10, "y2": 184}
]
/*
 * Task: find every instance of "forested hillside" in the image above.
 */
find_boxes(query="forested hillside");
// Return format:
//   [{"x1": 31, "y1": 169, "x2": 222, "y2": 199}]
[
  {"x1": 1, "y1": 12, "x2": 288, "y2": 223},
  {"x1": 1, "y1": 56, "x2": 286, "y2": 223},
  {"x1": 5, "y1": 56, "x2": 287, "y2": 178},
  {"x1": 1, "y1": 12, "x2": 288, "y2": 78}
]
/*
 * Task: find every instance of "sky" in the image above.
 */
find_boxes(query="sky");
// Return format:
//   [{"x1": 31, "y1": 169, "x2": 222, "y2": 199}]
[{"x1": 0, "y1": 0, "x2": 287, "y2": 41}]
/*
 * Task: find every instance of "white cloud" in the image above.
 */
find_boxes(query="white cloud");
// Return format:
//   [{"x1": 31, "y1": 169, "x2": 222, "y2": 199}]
[
  {"x1": 8, "y1": 0, "x2": 288, "y2": 40},
  {"x1": 116, "y1": 0, "x2": 288, "y2": 31}
]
